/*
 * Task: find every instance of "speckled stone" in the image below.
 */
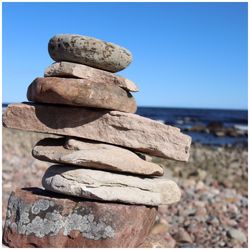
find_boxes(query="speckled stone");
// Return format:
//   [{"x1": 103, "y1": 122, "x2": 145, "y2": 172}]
[
  {"x1": 48, "y1": 34, "x2": 132, "y2": 73},
  {"x1": 3, "y1": 188, "x2": 157, "y2": 248},
  {"x1": 44, "y1": 62, "x2": 139, "y2": 92},
  {"x1": 27, "y1": 77, "x2": 137, "y2": 113}
]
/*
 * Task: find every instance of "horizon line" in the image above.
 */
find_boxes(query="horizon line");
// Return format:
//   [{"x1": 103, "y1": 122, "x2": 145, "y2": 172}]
[{"x1": 2, "y1": 102, "x2": 248, "y2": 111}]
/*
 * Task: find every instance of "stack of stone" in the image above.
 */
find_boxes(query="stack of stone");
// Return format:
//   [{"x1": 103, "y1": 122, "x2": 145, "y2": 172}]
[{"x1": 3, "y1": 34, "x2": 192, "y2": 248}]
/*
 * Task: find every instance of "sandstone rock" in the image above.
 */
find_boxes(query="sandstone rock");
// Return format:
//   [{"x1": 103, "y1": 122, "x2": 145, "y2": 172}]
[
  {"x1": 44, "y1": 62, "x2": 138, "y2": 92},
  {"x1": 48, "y1": 34, "x2": 132, "y2": 72},
  {"x1": 33, "y1": 137, "x2": 163, "y2": 176},
  {"x1": 3, "y1": 103, "x2": 191, "y2": 161},
  {"x1": 27, "y1": 77, "x2": 137, "y2": 113},
  {"x1": 42, "y1": 165, "x2": 181, "y2": 206},
  {"x1": 3, "y1": 188, "x2": 157, "y2": 248}
]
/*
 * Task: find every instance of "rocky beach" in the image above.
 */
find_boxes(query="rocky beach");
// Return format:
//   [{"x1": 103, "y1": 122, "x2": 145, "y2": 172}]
[
  {"x1": 2, "y1": 33, "x2": 247, "y2": 248},
  {"x1": 2, "y1": 127, "x2": 247, "y2": 247}
]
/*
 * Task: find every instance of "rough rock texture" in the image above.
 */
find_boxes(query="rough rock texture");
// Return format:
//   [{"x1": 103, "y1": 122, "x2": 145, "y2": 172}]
[
  {"x1": 27, "y1": 77, "x2": 137, "y2": 113},
  {"x1": 33, "y1": 137, "x2": 163, "y2": 176},
  {"x1": 3, "y1": 188, "x2": 157, "y2": 248},
  {"x1": 44, "y1": 62, "x2": 138, "y2": 92},
  {"x1": 42, "y1": 165, "x2": 181, "y2": 206},
  {"x1": 3, "y1": 128, "x2": 248, "y2": 248},
  {"x1": 3, "y1": 103, "x2": 191, "y2": 161},
  {"x1": 48, "y1": 34, "x2": 132, "y2": 73}
]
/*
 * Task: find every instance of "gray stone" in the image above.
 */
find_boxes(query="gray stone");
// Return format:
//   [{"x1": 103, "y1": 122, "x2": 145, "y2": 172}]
[
  {"x1": 33, "y1": 137, "x2": 164, "y2": 176},
  {"x1": 48, "y1": 34, "x2": 132, "y2": 72},
  {"x1": 227, "y1": 228, "x2": 246, "y2": 243},
  {"x1": 44, "y1": 62, "x2": 138, "y2": 92},
  {"x1": 27, "y1": 77, "x2": 137, "y2": 113},
  {"x1": 3, "y1": 103, "x2": 191, "y2": 161},
  {"x1": 42, "y1": 165, "x2": 181, "y2": 206}
]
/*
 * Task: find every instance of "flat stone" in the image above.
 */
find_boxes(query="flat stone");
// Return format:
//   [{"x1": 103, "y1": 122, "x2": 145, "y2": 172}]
[
  {"x1": 48, "y1": 34, "x2": 132, "y2": 72},
  {"x1": 3, "y1": 103, "x2": 191, "y2": 161},
  {"x1": 42, "y1": 165, "x2": 181, "y2": 206},
  {"x1": 33, "y1": 137, "x2": 164, "y2": 176},
  {"x1": 27, "y1": 77, "x2": 137, "y2": 113},
  {"x1": 44, "y1": 62, "x2": 138, "y2": 92},
  {"x1": 3, "y1": 188, "x2": 157, "y2": 248}
]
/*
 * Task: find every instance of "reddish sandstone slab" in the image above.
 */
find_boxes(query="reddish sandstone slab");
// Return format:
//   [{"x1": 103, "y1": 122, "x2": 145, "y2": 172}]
[
  {"x1": 3, "y1": 103, "x2": 191, "y2": 161},
  {"x1": 3, "y1": 188, "x2": 157, "y2": 248},
  {"x1": 27, "y1": 77, "x2": 137, "y2": 113}
]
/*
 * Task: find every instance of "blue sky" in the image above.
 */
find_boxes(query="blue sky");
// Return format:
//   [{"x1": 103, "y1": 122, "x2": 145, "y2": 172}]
[{"x1": 2, "y1": 2, "x2": 248, "y2": 109}]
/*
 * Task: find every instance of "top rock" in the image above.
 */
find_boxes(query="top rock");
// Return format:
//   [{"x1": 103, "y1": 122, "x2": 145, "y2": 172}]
[{"x1": 48, "y1": 34, "x2": 133, "y2": 73}]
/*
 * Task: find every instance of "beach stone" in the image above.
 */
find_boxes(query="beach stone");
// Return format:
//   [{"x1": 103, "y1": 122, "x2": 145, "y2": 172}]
[
  {"x1": 227, "y1": 228, "x2": 246, "y2": 243},
  {"x1": 32, "y1": 137, "x2": 164, "y2": 176},
  {"x1": 3, "y1": 103, "x2": 191, "y2": 161},
  {"x1": 48, "y1": 34, "x2": 132, "y2": 72},
  {"x1": 27, "y1": 77, "x2": 137, "y2": 113},
  {"x1": 3, "y1": 188, "x2": 157, "y2": 248},
  {"x1": 174, "y1": 227, "x2": 193, "y2": 243},
  {"x1": 42, "y1": 165, "x2": 181, "y2": 206},
  {"x1": 44, "y1": 62, "x2": 138, "y2": 92}
]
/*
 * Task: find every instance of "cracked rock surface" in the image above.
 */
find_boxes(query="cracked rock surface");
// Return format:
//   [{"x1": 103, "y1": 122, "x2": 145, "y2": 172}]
[
  {"x1": 3, "y1": 103, "x2": 191, "y2": 161},
  {"x1": 44, "y1": 62, "x2": 139, "y2": 92},
  {"x1": 27, "y1": 77, "x2": 137, "y2": 113},
  {"x1": 48, "y1": 34, "x2": 132, "y2": 73},
  {"x1": 42, "y1": 165, "x2": 181, "y2": 206},
  {"x1": 3, "y1": 188, "x2": 157, "y2": 248},
  {"x1": 33, "y1": 137, "x2": 163, "y2": 176}
]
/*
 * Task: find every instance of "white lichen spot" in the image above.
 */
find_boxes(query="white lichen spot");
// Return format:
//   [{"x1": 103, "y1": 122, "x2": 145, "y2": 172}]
[
  {"x1": 31, "y1": 199, "x2": 50, "y2": 214},
  {"x1": 104, "y1": 225, "x2": 115, "y2": 238},
  {"x1": 20, "y1": 210, "x2": 30, "y2": 224},
  {"x1": 6, "y1": 209, "x2": 11, "y2": 219}
]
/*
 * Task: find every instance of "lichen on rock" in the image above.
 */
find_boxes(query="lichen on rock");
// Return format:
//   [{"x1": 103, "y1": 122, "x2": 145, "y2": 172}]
[{"x1": 5, "y1": 194, "x2": 115, "y2": 239}]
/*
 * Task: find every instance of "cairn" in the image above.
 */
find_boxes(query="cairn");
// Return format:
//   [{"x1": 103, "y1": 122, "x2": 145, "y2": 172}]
[{"x1": 3, "y1": 34, "x2": 192, "y2": 248}]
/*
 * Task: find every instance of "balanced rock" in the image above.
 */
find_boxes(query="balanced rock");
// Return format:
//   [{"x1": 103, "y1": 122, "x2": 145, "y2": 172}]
[
  {"x1": 3, "y1": 103, "x2": 191, "y2": 161},
  {"x1": 3, "y1": 188, "x2": 157, "y2": 248},
  {"x1": 42, "y1": 165, "x2": 181, "y2": 206},
  {"x1": 48, "y1": 34, "x2": 132, "y2": 73},
  {"x1": 27, "y1": 77, "x2": 137, "y2": 113},
  {"x1": 33, "y1": 138, "x2": 163, "y2": 176},
  {"x1": 44, "y1": 62, "x2": 138, "y2": 92}
]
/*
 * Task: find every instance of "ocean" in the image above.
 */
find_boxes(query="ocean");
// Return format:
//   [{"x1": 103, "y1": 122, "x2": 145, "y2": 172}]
[{"x1": 2, "y1": 103, "x2": 248, "y2": 146}]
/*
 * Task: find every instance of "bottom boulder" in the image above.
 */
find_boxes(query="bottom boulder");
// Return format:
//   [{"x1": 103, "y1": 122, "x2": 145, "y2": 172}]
[{"x1": 3, "y1": 188, "x2": 157, "y2": 248}]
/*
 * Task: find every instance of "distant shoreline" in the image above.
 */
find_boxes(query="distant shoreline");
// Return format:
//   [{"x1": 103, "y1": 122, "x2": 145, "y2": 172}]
[{"x1": 1, "y1": 103, "x2": 248, "y2": 112}]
